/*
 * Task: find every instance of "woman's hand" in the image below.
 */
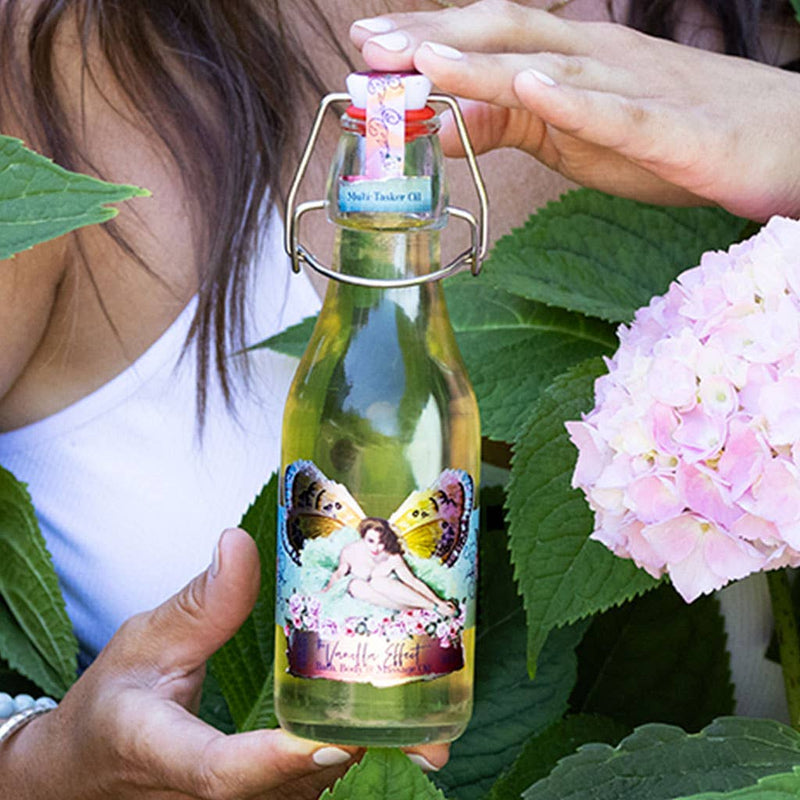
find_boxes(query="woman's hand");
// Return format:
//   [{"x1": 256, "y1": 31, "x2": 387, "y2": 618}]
[
  {"x1": 351, "y1": 0, "x2": 800, "y2": 221},
  {"x1": 0, "y1": 528, "x2": 448, "y2": 799}
]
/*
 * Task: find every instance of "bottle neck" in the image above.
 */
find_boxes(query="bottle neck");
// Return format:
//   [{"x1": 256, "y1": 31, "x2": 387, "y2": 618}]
[{"x1": 333, "y1": 226, "x2": 440, "y2": 282}]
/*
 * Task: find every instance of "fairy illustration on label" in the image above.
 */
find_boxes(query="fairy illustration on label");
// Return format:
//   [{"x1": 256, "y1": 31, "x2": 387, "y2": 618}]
[{"x1": 277, "y1": 461, "x2": 478, "y2": 686}]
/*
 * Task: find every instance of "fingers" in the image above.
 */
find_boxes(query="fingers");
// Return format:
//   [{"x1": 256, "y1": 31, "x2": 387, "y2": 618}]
[
  {"x1": 405, "y1": 743, "x2": 450, "y2": 773},
  {"x1": 112, "y1": 692, "x2": 356, "y2": 799},
  {"x1": 351, "y1": 0, "x2": 583, "y2": 71},
  {"x1": 511, "y1": 68, "x2": 696, "y2": 167},
  {"x1": 110, "y1": 528, "x2": 260, "y2": 678},
  {"x1": 414, "y1": 44, "x2": 634, "y2": 108}
]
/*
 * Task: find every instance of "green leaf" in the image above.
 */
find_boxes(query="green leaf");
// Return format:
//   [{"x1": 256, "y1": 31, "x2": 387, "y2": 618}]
[
  {"x1": 507, "y1": 359, "x2": 659, "y2": 675},
  {"x1": 485, "y1": 190, "x2": 748, "y2": 323},
  {"x1": 790, "y1": 0, "x2": 800, "y2": 24},
  {"x1": 571, "y1": 585, "x2": 734, "y2": 732},
  {"x1": 676, "y1": 767, "x2": 800, "y2": 799},
  {"x1": 258, "y1": 280, "x2": 618, "y2": 443},
  {"x1": 209, "y1": 474, "x2": 278, "y2": 731},
  {"x1": 256, "y1": 315, "x2": 316, "y2": 358},
  {"x1": 197, "y1": 670, "x2": 236, "y2": 735},
  {"x1": 0, "y1": 466, "x2": 77, "y2": 696},
  {"x1": 321, "y1": 748, "x2": 447, "y2": 800},
  {"x1": 0, "y1": 135, "x2": 149, "y2": 260},
  {"x1": 433, "y1": 495, "x2": 585, "y2": 800},
  {"x1": 486, "y1": 714, "x2": 629, "y2": 800},
  {"x1": 447, "y1": 278, "x2": 616, "y2": 441},
  {"x1": 523, "y1": 718, "x2": 800, "y2": 800}
]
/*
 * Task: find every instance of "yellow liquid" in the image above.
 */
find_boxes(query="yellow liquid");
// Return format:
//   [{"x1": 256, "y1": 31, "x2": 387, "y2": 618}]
[{"x1": 275, "y1": 226, "x2": 480, "y2": 745}]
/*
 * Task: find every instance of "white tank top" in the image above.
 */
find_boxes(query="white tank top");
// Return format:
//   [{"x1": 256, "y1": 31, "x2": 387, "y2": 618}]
[{"x1": 0, "y1": 213, "x2": 320, "y2": 666}]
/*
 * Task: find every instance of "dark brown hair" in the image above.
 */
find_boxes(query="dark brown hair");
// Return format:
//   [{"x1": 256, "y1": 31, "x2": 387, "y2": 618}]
[
  {"x1": 358, "y1": 517, "x2": 403, "y2": 555},
  {"x1": 626, "y1": 0, "x2": 793, "y2": 60},
  {"x1": 0, "y1": 0, "x2": 348, "y2": 424}
]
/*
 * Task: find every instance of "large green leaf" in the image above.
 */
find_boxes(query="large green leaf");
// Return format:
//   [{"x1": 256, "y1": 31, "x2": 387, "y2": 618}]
[
  {"x1": 676, "y1": 767, "x2": 800, "y2": 799},
  {"x1": 435, "y1": 542, "x2": 585, "y2": 800},
  {"x1": 485, "y1": 190, "x2": 748, "y2": 323},
  {"x1": 446, "y1": 278, "x2": 616, "y2": 441},
  {"x1": 507, "y1": 359, "x2": 659, "y2": 676},
  {"x1": 0, "y1": 135, "x2": 148, "y2": 260},
  {"x1": 0, "y1": 467, "x2": 77, "y2": 697},
  {"x1": 208, "y1": 475, "x2": 278, "y2": 731},
  {"x1": 571, "y1": 585, "x2": 734, "y2": 731},
  {"x1": 486, "y1": 714, "x2": 629, "y2": 800},
  {"x1": 523, "y1": 718, "x2": 800, "y2": 800},
  {"x1": 321, "y1": 748, "x2": 446, "y2": 800}
]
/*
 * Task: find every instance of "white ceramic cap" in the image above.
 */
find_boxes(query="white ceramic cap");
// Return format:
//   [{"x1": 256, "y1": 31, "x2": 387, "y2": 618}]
[{"x1": 346, "y1": 71, "x2": 433, "y2": 110}]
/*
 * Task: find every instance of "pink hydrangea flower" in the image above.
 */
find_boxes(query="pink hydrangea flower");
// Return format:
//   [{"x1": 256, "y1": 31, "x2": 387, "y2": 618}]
[{"x1": 567, "y1": 217, "x2": 800, "y2": 602}]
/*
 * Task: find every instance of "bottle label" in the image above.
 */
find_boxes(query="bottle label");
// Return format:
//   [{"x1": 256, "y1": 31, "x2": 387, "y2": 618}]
[
  {"x1": 338, "y1": 176, "x2": 433, "y2": 214},
  {"x1": 277, "y1": 460, "x2": 478, "y2": 687}
]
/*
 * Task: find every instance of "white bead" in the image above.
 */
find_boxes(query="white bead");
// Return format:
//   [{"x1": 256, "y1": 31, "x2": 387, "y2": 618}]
[
  {"x1": 35, "y1": 697, "x2": 58, "y2": 710},
  {"x1": 0, "y1": 693, "x2": 14, "y2": 718},
  {"x1": 13, "y1": 694, "x2": 35, "y2": 712}
]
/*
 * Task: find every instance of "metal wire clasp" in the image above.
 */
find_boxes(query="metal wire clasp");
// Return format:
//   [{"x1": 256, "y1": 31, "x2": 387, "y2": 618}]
[{"x1": 284, "y1": 92, "x2": 489, "y2": 290}]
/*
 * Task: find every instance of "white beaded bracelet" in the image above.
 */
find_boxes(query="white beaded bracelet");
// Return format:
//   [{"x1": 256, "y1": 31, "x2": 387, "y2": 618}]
[{"x1": 0, "y1": 694, "x2": 58, "y2": 746}]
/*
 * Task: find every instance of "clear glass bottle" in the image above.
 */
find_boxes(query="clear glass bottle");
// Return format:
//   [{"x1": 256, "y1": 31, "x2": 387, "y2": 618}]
[{"x1": 275, "y1": 73, "x2": 481, "y2": 746}]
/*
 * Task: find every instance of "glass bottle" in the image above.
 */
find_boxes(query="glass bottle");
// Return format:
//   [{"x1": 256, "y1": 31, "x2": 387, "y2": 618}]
[{"x1": 275, "y1": 72, "x2": 484, "y2": 746}]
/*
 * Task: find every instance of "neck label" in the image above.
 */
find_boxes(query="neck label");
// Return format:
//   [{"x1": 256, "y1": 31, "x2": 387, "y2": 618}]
[{"x1": 338, "y1": 176, "x2": 432, "y2": 214}]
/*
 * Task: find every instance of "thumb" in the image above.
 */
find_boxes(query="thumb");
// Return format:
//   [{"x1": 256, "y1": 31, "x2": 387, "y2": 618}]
[{"x1": 121, "y1": 527, "x2": 260, "y2": 675}]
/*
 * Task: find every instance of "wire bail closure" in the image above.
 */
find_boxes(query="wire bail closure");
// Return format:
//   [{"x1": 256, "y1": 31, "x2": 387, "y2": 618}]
[{"x1": 284, "y1": 92, "x2": 489, "y2": 289}]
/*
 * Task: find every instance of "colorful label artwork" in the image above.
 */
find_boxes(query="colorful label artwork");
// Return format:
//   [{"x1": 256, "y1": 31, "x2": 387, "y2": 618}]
[{"x1": 277, "y1": 461, "x2": 478, "y2": 687}]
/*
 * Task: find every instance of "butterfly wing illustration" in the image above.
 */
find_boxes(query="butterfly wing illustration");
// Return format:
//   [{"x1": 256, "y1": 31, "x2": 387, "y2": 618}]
[
  {"x1": 284, "y1": 461, "x2": 365, "y2": 564},
  {"x1": 389, "y1": 470, "x2": 474, "y2": 567}
]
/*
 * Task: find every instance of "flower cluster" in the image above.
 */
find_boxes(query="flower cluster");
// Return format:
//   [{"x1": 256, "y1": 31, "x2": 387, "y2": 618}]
[
  {"x1": 284, "y1": 593, "x2": 465, "y2": 647},
  {"x1": 567, "y1": 216, "x2": 800, "y2": 602}
]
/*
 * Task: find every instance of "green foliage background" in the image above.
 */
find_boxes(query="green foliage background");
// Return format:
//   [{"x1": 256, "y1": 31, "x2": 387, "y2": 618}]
[{"x1": 1, "y1": 134, "x2": 797, "y2": 799}]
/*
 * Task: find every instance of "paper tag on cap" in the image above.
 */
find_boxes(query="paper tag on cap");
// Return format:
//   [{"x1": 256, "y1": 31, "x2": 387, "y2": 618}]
[{"x1": 365, "y1": 73, "x2": 405, "y2": 179}]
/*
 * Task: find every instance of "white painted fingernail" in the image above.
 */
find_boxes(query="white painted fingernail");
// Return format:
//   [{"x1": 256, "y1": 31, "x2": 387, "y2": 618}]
[
  {"x1": 368, "y1": 31, "x2": 410, "y2": 52},
  {"x1": 210, "y1": 530, "x2": 228, "y2": 578},
  {"x1": 354, "y1": 17, "x2": 396, "y2": 34},
  {"x1": 525, "y1": 68, "x2": 557, "y2": 87},
  {"x1": 313, "y1": 747, "x2": 352, "y2": 767},
  {"x1": 407, "y1": 753, "x2": 439, "y2": 772},
  {"x1": 421, "y1": 41, "x2": 464, "y2": 60}
]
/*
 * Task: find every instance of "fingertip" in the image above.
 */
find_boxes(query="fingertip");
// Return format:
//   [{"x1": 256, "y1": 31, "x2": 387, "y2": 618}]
[
  {"x1": 514, "y1": 68, "x2": 560, "y2": 109},
  {"x1": 350, "y1": 17, "x2": 397, "y2": 50},
  {"x1": 405, "y1": 743, "x2": 450, "y2": 772}
]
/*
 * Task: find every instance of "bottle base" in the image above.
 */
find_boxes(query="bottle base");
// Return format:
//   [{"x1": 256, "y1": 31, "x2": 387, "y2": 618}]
[{"x1": 279, "y1": 718, "x2": 468, "y2": 747}]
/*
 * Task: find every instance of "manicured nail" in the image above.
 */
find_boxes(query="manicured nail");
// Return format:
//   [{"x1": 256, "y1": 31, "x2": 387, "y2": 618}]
[
  {"x1": 407, "y1": 753, "x2": 439, "y2": 772},
  {"x1": 353, "y1": 17, "x2": 395, "y2": 34},
  {"x1": 526, "y1": 68, "x2": 557, "y2": 87},
  {"x1": 368, "y1": 31, "x2": 410, "y2": 52},
  {"x1": 210, "y1": 530, "x2": 227, "y2": 578},
  {"x1": 312, "y1": 747, "x2": 352, "y2": 767},
  {"x1": 421, "y1": 41, "x2": 464, "y2": 60}
]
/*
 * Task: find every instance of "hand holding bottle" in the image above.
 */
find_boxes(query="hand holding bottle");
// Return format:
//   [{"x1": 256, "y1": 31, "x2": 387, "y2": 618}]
[
  {"x1": 0, "y1": 528, "x2": 447, "y2": 799},
  {"x1": 350, "y1": 0, "x2": 800, "y2": 221}
]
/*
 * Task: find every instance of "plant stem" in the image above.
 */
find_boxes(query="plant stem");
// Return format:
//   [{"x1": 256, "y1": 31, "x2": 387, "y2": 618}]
[{"x1": 767, "y1": 568, "x2": 800, "y2": 730}]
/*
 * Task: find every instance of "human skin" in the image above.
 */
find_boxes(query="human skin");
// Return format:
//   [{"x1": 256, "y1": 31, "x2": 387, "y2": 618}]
[{"x1": 350, "y1": 0, "x2": 800, "y2": 221}]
